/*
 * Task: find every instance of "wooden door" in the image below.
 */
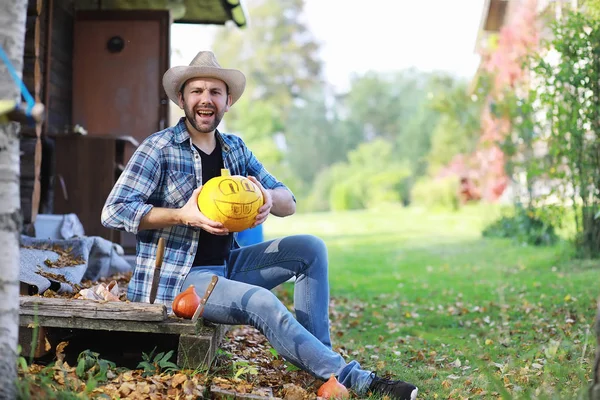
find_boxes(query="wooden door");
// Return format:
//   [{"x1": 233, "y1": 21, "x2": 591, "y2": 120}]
[
  {"x1": 72, "y1": 11, "x2": 170, "y2": 162},
  {"x1": 69, "y1": 11, "x2": 169, "y2": 251}
]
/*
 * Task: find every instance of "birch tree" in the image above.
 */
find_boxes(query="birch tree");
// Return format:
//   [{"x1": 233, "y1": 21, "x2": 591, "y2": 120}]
[{"x1": 0, "y1": 0, "x2": 27, "y2": 398}]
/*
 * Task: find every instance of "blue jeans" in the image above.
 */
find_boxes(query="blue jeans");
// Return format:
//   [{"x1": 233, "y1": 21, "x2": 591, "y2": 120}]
[{"x1": 180, "y1": 234, "x2": 375, "y2": 392}]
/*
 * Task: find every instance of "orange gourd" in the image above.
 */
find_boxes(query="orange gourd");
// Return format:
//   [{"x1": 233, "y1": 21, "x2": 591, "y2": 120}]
[
  {"x1": 317, "y1": 374, "x2": 349, "y2": 399},
  {"x1": 197, "y1": 169, "x2": 264, "y2": 232},
  {"x1": 172, "y1": 285, "x2": 200, "y2": 319}
]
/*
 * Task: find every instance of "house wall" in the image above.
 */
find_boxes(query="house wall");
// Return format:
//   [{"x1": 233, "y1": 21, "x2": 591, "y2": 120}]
[
  {"x1": 41, "y1": 0, "x2": 75, "y2": 215},
  {"x1": 47, "y1": 0, "x2": 75, "y2": 137},
  {"x1": 21, "y1": 0, "x2": 74, "y2": 230}
]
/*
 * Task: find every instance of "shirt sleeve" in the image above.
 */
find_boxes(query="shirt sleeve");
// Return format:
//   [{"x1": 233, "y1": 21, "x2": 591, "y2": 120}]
[{"x1": 101, "y1": 139, "x2": 161, "y2": 234}]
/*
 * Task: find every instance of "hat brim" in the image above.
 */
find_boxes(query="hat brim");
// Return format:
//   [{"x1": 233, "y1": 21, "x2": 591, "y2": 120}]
[{"x1": 163, "y1": 66, "x2": 246, "y2": 106}]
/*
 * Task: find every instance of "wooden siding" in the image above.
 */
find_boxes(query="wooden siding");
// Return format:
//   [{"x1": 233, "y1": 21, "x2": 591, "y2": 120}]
[{"x1": 21, "y1": 0, "x2": 74, "y2": 225}]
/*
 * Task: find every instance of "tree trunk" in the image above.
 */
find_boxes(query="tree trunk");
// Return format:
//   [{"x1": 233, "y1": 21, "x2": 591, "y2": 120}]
[{"x1": 0, "y1": 1, "x2": 28, "y2": 398}]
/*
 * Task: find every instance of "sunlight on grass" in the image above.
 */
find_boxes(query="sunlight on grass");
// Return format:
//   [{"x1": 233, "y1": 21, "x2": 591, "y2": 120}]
[{"x1": 265, "y1": 204, "x2": 598, "y2": 399}]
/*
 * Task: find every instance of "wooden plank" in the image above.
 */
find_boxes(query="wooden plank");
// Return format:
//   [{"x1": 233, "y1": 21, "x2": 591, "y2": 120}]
[
  {"x1": 19, "y1": 123, "x2": 42, "y2": 139},
  {"x1": 19, "y1": 326, "x2": 49, "y2": 359},
  {"x1": 23, "y1": 55, "x2": 42, "y2": 101},
  {"x1": 23, "y1": 73, "x2": 42, "y2": 96},
  {"x1": 25, "y1": 16, "x2": 41, "y2": 58},
  {"x1": 20, "y1": 137, "x2": 39, "y2": 178},
  {"x1": 18, "y1": 314, "x2": 217, "y2": 336},
  {"x1": 19, "y1": 134, "x2": 41, "y2": 223},
  {"x1": 20, "y1": 297, "x2": 168, "y2": 322},
  {"x1": 30, "y1": 136, "x2": 42, "y2": 223},
  {"x1": 28, "y1": 0, "x2": 43, "y2": 16},
  {"x1": 178, "y1": 326, "x2": 228, "y2": 369}
]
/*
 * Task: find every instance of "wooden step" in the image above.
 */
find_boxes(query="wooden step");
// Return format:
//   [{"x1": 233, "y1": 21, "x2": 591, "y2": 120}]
[{"x1": 18, "y1": 296, "x2": 226, "y2": 370}]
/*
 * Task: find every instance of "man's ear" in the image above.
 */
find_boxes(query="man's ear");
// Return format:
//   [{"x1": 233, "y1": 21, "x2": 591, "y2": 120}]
[
  {"x1": 225, "y1": 94, "x2": 232, "y2": 112},
  {"x1": 177, "y1": 92, "x2": 185, "y2": 109}
]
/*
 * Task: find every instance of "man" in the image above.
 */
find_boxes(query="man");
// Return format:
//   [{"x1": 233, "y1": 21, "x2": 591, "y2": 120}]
[{"x1": 101, "y1": 51, "x2": 418, "y2": 400}]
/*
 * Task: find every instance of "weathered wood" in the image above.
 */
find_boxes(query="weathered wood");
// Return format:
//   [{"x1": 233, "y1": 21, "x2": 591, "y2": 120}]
[
  {"x1": 44, "y1": 0, "x2": 73, "y2": 137},
  {"x1": 212, "y1": 386, "x2": 278, "y2": 400},
  {"x1": 22, "y1": 74, "x2": 41, "y2": 99},
  {"x1": 19, "y1": 314, "x2": 216, "y2": 336},
  {"x1": 25, "y1": 16, "x2": 41, "y2": 58},
  {"x1": 30, "y1": 136, "x2": 42, "y2": 222},
  {"x1": 20, "y1": 179, "x2": 35, "y2": 225},
  {"x1": 19, "y1": 123, "x2": 42, "y2": 139},
  {"x1": 20, "y1": 135, "x2": 42, "y2": 224},
  {"x1": 23, "y1": 55, "x2": 42, "y2": 101},
  {"x1": 19, "y1": 297, "x2": 168, "y2": 322},
  {"x1": 18, "y1": 296, "x2": 226, "y2": 370},
  {"x1": 177, "y1": 326, "x2": 228, "y2": 370},
  {"x1": 19, "y1": 326, "x2": 49, "y2": 359},
  {"x1": 27, "y1": 0, "x2": 43, "y2": 16},
  {"x1": 20, "y1": 137, "x2": 38, "y2": 178}
]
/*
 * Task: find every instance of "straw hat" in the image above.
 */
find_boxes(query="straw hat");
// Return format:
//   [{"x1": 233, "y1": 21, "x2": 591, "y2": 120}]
[{"x1": 163, "y1": 51, "x2": 246, "y2": 105}]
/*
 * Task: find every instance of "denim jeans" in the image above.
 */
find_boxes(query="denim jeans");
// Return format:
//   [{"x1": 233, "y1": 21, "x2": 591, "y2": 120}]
[{"x1": 180, "y1": 234, "x2": 375, "y2": 392}]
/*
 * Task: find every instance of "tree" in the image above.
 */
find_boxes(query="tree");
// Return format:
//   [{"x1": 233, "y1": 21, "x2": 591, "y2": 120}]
[
  {"x1": 285, "y1": 87, "x2": 362, "y2": 191},
  {"x1": 342, "y1": 70, "x2": 430, "y2": 144},
  {"x1": 211, "y1": 0, "x2": 323, "y2": 171},
  {"x1": 426, "y1": 78, "x2": 483, "y2": 173},
  {"x1": 0, "y1": 0, "x2": 27, "y2": 397},
  {"x1": 530, "y1": 9, "x2": 600, "y2": 257},
  {"x1": 340, "y1": 70, "x2": 438, "y2": 203}
]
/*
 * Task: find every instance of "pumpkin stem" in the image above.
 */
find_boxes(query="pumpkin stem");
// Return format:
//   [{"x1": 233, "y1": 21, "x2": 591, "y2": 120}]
[{"x1": 221, "y1": 168, "x2": 231, "y2": 176}]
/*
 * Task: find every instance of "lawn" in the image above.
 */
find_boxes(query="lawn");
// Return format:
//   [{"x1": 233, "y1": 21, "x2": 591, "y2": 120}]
[
  {"x1": 17, "y1": 204, "x2": 599, "y2": 399},
  {"x1": 264, "y1": 204, "x2": 599, "y2": 399}
]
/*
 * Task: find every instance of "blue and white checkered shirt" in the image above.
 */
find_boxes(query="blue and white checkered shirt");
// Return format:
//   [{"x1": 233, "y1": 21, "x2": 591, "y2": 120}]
[{"x1": 101, "y1": 118, "x2": 291, "y2": 309}]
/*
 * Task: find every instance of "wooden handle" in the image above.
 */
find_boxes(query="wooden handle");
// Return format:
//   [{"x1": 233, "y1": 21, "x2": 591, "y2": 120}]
[
  {"x1": 155, "y1": 237, "x2": 165, "y2": 268},
  {"x1": 191, "y1": 275, "x2": 219, "y2": 322}
]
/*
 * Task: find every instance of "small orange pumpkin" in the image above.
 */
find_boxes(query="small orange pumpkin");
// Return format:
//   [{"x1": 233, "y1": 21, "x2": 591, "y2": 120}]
[
  {"x1": 172, "y1": 285, "x2": 200, "y2": 319},
  {"x1": 197, "y1": 169, "x2": 264, "y2": 232},
  {"x1": 317, "y1": 374, "x2": 349, "y2": 399}
]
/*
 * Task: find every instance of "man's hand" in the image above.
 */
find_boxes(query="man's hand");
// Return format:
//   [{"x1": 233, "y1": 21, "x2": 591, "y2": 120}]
[
  {"x1": 179, "y1": 187, "x2": 229, "y2": 235},
  {"x1": 248, "y1": 176, "x2": 272, "y2": 227}
]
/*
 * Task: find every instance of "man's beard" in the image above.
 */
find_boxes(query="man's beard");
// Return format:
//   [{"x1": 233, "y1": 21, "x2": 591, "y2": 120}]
[{"x1": 184, "y1": 104, "x2": 225, "y2": 133}]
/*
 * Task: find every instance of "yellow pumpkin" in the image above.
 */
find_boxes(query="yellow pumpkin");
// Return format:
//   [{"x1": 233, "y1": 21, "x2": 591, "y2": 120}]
[{"x1": 197, "y1": 169, "x2": 264, "y2": 232}]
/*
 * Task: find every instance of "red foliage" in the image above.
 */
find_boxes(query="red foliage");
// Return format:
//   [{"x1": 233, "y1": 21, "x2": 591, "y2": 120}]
[
  {"x1": 437, "y1": 0, "x2": 540, "y2": 202},
  {"x1": 484, "y1": 0, "x2": 541, "y2": 92}
]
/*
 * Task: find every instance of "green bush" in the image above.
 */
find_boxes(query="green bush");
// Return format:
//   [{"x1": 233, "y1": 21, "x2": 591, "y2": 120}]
[
  {"x1": 410, "y1": 176, "x2": 460, "y2": 211},
  {"x1": 329, "y1": 181, "x2": 363, "y2": 211},
  {"x1": 482, "y1": 206, "x2": 558, "y2": 246},
  {"x1": 301, "y1": 140, "x2": 411, "y2": 212}
]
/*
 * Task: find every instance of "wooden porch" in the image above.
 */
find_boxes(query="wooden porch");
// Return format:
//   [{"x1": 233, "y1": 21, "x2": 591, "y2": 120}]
[{"x1": 19, "y1": 296, "x2": 227, "y2": 370}]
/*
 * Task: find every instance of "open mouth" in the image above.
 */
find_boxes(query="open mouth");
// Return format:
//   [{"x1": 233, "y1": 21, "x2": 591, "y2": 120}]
[{"x1": 197, "y1": 110, "x2": 214, "y2": 119}]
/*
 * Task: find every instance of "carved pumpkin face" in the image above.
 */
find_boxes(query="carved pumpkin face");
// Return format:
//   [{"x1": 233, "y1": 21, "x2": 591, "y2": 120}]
[{"x1": 197, "y1": 169, "x2": 264, "y2": 232}]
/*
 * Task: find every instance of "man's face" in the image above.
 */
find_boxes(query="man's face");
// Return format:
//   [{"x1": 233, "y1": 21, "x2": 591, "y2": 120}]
[{"x1": 178, "y1": 77, "x2": 231, "y2": 134}]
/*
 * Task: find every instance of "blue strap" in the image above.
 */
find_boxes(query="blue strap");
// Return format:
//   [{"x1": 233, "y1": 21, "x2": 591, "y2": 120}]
[{"x1": 0, "y1": 45, "x2": 36, "y2": 117}]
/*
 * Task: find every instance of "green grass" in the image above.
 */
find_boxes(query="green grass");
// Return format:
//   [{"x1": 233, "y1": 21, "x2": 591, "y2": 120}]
[{"x1": 263, "y1": 204, "x2": 599, "y2": 399}]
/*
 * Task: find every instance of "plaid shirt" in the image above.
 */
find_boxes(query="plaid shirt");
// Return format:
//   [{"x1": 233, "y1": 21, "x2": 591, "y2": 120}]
[{"x1": 101, "y1": 118, "x2": 291, "y2": 309}]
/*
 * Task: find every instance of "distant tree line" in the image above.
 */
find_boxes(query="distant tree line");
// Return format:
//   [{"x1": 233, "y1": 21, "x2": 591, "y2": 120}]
[{"x1": 211, "y1": 0, "x2": 483, "y2": 212}]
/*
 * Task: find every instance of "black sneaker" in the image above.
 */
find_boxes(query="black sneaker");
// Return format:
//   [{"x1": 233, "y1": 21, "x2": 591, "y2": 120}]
[{"x1": 369, "y1": 374, "x2": 418, "y2": 400}]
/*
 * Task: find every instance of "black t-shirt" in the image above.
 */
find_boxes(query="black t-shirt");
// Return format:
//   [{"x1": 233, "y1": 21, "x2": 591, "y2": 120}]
[{"x1": 192, "y1": 140, "x2": 233, "y2": 266}]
